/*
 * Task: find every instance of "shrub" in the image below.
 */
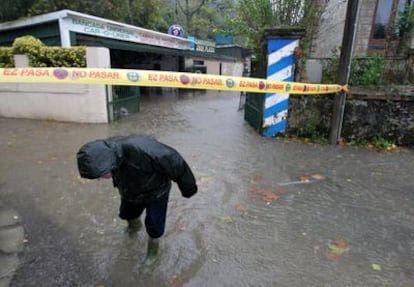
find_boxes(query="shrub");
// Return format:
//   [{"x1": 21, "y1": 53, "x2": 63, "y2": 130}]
[
  {"x1": 12, "y1": 35, "x2": 44, "y2": 55},
  {"x1": 0, "y1": 35, "x2": 86, "y2": 67},
  {"x1": 322, "y1": 51, "x2": 387, "y2": 86},
  {"x1": 0, "y1": 48, "x2": 14, "y2": 67}
]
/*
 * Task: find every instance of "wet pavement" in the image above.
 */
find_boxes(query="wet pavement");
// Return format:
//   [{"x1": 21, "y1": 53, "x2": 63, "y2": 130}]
[{"x1": 0, "y1": 90, "x2": 413, "y2": 287}]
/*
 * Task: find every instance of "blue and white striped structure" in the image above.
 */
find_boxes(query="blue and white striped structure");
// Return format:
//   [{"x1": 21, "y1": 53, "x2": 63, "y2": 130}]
[{"x1": 262, "y1": 37, "x2": 300, "y2": 137}]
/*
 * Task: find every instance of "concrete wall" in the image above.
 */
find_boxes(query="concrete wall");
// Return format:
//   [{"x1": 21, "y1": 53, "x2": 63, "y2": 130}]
[
  {"x1": 185, "y1": 57, "x2": 244, "y2": 77},
  {"x1": 221, "y1": 61, "x2": 244, "y2": 77},
  {"x1": 311, "y1": 0, "x2": 377, "y2": 58},
  {"x1": 311, "y1": 0, "x2": 348, "y2": 58},
  {"x1": 0, "y1": 47, "x2": 110, "y2": 123}
]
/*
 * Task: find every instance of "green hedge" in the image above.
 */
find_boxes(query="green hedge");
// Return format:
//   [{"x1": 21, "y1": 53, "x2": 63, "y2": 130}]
[
  {"x1": 0, "y1": 48, "x2": 13, "y2": 67},
  {"x1": 0, "y1": 35, "x2": 86, "y2": 68}
]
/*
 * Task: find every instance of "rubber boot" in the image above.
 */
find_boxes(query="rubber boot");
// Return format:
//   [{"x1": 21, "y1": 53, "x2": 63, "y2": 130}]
[
  {"x1": 139, "y1": 238, "x2": 160, "y2": 274},
  {"x1": 127, "y1": 218, "x2": 142, "y2": 235}
]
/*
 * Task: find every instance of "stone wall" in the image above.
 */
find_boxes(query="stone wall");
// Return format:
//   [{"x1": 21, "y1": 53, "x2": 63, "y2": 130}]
[{"x1": 287, "y1": 87, "x2": 414, "y2": 147}]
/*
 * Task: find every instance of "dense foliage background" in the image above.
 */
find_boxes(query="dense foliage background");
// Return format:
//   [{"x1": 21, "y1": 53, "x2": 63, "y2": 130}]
[{"x1": 0, "y1": 0, "x2": 318, "y2": 49}]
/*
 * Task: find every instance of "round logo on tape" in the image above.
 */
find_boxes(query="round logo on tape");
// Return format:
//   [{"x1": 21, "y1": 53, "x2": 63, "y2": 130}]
[
  {"x1": 53, "y1": 69, "x2": 69, "y2": 80},
  {"x1": 226, "y1": 79, "x2": 235, "y2": 88},
  {"x1": 180, "y1": 75, "x2": 190, "y2": 85},
  {"x1": 127, "y1": 72, "x2": 139, "y2": 82},
  {"x1": 259, "y1": 81, "x2": 266, "y2": 90}
]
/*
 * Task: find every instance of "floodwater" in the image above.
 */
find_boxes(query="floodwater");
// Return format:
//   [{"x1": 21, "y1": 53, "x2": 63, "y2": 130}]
[{"x1": 0, "y1": 90, "x2": 413, "y2": 287}]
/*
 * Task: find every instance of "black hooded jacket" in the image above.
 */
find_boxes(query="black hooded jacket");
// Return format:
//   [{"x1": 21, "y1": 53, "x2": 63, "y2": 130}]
[{"x1": 77, "y1": 135, "x2": 197, "y2": 203}]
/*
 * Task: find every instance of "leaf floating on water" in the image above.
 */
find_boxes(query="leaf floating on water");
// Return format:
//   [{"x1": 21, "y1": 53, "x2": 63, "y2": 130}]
[
  {"x1": 328, "y1": 239, "x2": 349, "y2": 254},
  {"x1": 311, "y1": 174, "x2": 325, "y2": 180},
  {"x1": 326, "y1": 239, "x2": 349, "y2": 260},
  {"x1": 175, "y1": 221, "x2": 186, "y2": 232},
  {"x1": 372, "y1": 264, "x2": 382, "y2": 271},
  {"x1": 261, "y1": 191, "x2": 280, "y2": 202},
  {"x1": 250, "y1": 174, "x2": 264, "y2": 184},
  {"x1": 235, "y1": 203, "x2": 246, "y2": 212},
  {"x1": 332, "y1": 239, "x2": 348, "y2": 249},
  {"x1": 219, "y1": 216, "x2": 233, "y2": 224},
  {"x1": 169, "y1": 275, "x2": 184, "y2": 287}
]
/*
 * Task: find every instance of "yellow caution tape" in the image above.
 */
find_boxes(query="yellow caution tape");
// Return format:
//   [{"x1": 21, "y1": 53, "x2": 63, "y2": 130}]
[{"x1": 0, "y1": 68, "x2": 347, "y2": 94}]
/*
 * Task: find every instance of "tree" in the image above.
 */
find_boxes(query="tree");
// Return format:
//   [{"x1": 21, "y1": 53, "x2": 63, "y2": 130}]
[
  {"x1": 2, "y1": 0, "x2": 163, "y2": 30},
  {"x1": 0, "y1": 0, "x2": 36, "y2": 22},
  {"x1": 176, "y1": 0, "x2": 208, "y2": 31},
  {"x1": 116, "y1": 0, "x2": 164, "y2": 30},
  {"x1": 220, "y1": 0, "x2": 321, "y2": 75}
]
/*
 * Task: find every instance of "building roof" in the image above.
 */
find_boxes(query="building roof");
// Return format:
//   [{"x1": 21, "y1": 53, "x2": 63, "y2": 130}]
[{"x1": 0, "y1": 9, "x2": 193, "y2": 50}]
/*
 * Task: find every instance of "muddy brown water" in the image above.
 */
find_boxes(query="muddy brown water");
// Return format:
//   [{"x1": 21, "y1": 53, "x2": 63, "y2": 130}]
[{"x1": 0, "y1": 91, "x2": 413, "y2": 287}]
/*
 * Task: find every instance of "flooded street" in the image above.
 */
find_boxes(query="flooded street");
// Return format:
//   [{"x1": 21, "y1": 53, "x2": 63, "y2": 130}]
[{"x1": 1, "y1": 91, "x2": 413, "y2": 287}]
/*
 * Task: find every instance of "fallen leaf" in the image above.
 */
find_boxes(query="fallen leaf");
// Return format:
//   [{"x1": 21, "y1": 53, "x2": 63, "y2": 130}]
[
  {"x1": 261, "y1": 191, "x2": 280, "y2": 202},
  {"x1": 175, "y1": 221, "x2": 186, "y2": 232},
  {"x1": 332, "y1": 239, "x2": 348, "y2": 249},
  {"x1": 328, "y1": 239, "x2": 349, "y2": 255},
  {"x1": 299, "y1": 175, "x2": 311, "y2": 182},
  {"x1": 219, "y1": 216, "x2": 233, "y2": 223},
  {"x1": 372, "y1": 264, "x2": 382, "y2": 271},
  {"x1": 311, "y1": 174, "x2": 325, "y2": 180},
  {"x1": 250, "y1": 174, "x2": 264, "y2": 184},
  {"x1": 169, "y1": 275, "x2": 184, "y2": 287},
  {"x1": 235, "y1": 203, "x2": 246, "y2": 212}
]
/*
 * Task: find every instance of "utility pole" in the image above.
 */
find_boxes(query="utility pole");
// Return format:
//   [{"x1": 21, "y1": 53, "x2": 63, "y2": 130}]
[{"x1": 329, "y1": 0, "x2": 360, "y2": 144}]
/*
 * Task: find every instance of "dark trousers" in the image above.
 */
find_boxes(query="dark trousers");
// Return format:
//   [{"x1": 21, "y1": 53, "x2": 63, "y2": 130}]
[{"x1": 119, "y1": 184, "x2": 170, "y2": 239}]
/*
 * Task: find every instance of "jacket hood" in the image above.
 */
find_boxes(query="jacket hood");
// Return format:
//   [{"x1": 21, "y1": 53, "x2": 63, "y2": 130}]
[{"x1": 77, "y1": 139, "x2": 116, "y2": 179}]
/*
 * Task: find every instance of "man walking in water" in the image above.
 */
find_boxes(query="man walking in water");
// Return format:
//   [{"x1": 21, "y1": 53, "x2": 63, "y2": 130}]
[{"x1": 76, "y1": 135, "x2": 198, "y2": 271}]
